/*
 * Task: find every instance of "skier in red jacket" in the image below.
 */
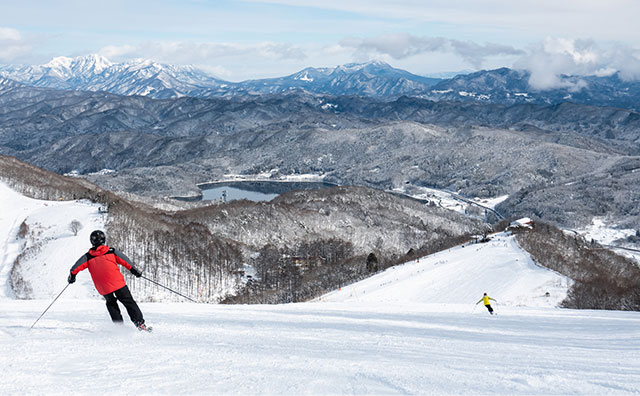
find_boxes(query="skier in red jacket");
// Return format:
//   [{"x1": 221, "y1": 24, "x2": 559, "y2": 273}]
[{"x1": 68, "y1": 230, "x2": 150, "y2": 331}]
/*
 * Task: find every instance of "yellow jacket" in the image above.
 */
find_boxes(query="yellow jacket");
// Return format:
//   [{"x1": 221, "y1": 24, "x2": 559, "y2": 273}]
[{"x1": 477, "y1": 295, "x2": 496, "y2": 305}]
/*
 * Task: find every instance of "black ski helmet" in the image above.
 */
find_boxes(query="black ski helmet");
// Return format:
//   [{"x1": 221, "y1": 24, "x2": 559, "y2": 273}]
[{"x1": 90, "y1": 230, "x2": 106, "y2": 247}]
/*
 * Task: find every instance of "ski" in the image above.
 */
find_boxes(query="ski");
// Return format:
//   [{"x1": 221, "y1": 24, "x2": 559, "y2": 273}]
[{"x1": 137, "y1": 324, "x2": 153, "y2": 332}]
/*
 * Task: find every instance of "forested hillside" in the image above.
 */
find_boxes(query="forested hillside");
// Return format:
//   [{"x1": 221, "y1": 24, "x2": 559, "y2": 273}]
[{"x1": 0, "y1": 156, "x2": 482, "y2": 302}]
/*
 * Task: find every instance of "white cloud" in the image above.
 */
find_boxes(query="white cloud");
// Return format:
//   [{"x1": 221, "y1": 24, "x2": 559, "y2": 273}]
[
  {"x1": 340, "y1": 33, "x2": 523, "y2": 68},
  {"x1": 0, "y1": 27, "x2": 21, "y2": 41},
  {"x1": 99, "y1": 44, "x2": 137, "y2": 60},
  {"x1": 100, "y1": 41, "x2": 307, "y2": 63},
  {"x1": 0, "y1": 27, "x2": 33, "y2": 63},
  {"x1": 97, "y1": 40, "x2": 309, "y2": 80},
  {"x1": 515, "y1": 38, "x2": 640, "y2": 90}
]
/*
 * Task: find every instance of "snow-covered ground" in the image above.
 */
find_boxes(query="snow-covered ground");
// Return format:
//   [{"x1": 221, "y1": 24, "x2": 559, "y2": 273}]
[
  {"x1": 391, "y1": 185, "x2": 467, "y2": 214},
  {"x1": 391, "y1": 184, "x2": 508, "y2": 217},
  {"x1": 205, "y1": 170, "x2": 328, "y2": 184},
  {"x1": 2, "y1": 300, "x2": 639, "y2": 395},
  {"x1": 0, "y1": 182, "x2": 104, "y2": 300},
  {"x1": 577, "y1": 217, "x2": 640, "y2": 264},
  {"x1": 580, "y1": 217, "x2": 637, "y2": 246},
  {"x1": 319, "y1": 233, "x2": 569, "y2": 307},
  {"x1": 2, "y1": 182, "x2": 640, "y2": 395}
]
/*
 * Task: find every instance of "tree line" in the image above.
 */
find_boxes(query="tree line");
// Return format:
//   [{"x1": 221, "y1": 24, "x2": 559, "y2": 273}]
[
  {"x1": 224, "y1": 231, "x2": 475, "y2": 304},
  {"x1": 1, "y1": 155, "x2": 245, "y2": 302},
  {"x1": 515, "y1": 221, "x2": 640, "y2": 311}
]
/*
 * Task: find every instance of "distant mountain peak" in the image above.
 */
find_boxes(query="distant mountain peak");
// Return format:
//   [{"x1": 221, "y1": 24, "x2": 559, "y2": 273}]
[
  {"x1": 43, "y1": 54, "x2": 113, "y2": 74},
  {"x1": 43, "y1": 56, "x2": 74, "y2": 69},
  {"x1": 76, "y1": 54, "x2": 113, "y2": 71},
  {"x1": 338, "y1": 60, "x2": 392, "y2": 72}
]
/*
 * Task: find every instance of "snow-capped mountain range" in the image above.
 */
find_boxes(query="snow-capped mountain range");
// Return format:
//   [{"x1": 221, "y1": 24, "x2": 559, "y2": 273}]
[
  {"x1": 234, "y1": 60, "x2": 441, "y2": 97},
  {"x1": 3, "y1": 54, "x2": 639, "y2": 111},
  {"x1": 427, "y1": 67, "x2": 640, "y2": 112},
  {"x1": 0, "y1": 54, "x2": 226, "y2": 98},
  {"x1": 0, "y1": 55, "x2": 440, "y2": 99}
]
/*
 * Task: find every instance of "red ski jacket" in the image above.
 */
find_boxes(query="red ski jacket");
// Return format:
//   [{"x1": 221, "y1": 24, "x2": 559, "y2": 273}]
[{"x1": 70, "y1": 245, "x2": 135, "y2": 295}]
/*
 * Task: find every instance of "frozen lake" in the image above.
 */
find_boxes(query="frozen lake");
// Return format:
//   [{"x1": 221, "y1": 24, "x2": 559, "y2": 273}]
[{"x1": 199, "y1": 180, "x2": 337, "y2": 202}]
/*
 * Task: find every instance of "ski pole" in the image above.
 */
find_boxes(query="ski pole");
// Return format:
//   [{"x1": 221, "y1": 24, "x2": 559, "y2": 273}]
[
  {"x1": 30, "y1": 283, "x2": 70, "y2": 329},
  {"x1": 141, "y1": 275, "x2": 197, "y2": 302}
]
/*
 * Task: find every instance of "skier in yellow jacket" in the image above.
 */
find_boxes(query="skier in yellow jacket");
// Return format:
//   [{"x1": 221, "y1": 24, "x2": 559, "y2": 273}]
[{"x1": 476, "y1": 292, "x2": 497, "y2": 314}]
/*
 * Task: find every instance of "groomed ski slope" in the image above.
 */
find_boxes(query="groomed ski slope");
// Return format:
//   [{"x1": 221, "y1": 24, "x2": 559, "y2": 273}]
[
  {"x1": 1, "y1": 182, "x2": 640, "y2": 395},
  {"x1": 2, "y1": 299, "x2": 639, "y2": 395},
  {"x1": 318, "y1": 233, "x2": 569, "y2": 307}
]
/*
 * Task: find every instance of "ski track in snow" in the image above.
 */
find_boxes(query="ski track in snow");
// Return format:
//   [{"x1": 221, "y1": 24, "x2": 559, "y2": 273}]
[
  {"x1": 1, "y1": 182, "x2": 640, "y2": 394},
  {"x1": 1, "y1": 301, "x2": 639, "y2": 395}
]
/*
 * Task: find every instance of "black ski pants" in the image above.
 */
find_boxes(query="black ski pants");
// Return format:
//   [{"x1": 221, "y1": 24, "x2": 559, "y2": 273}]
[
  {"x1": 103, "y1": 285, "x2": 144, "y2": 325},
  {"x1": 485, "y1": 304, "x2": 494, "y2": 314}
]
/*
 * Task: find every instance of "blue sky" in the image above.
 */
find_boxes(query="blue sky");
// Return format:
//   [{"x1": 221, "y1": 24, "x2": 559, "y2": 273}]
[{"x1": 1, "y1": 0, "x2": 639, "y2": 83}]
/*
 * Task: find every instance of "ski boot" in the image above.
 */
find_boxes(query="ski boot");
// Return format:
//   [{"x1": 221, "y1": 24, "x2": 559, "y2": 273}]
[{"x1": 136, "y1": 322, "x2": 153, "y2": 332}]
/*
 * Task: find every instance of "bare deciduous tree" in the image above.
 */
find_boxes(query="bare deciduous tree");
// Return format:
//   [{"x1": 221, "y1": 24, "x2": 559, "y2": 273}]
[{"x1": 70, "y1": 220, "x2": 82, "y2": 236}]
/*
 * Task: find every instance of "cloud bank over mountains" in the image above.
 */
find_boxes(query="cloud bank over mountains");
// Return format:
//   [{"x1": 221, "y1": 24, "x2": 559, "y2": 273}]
[
  {"x1": 339, "y1": 34, "x2": 525, "y2": 68},
  {"x1": 516, "y1": 38, "x2": 640, "y2": 90},
  {"x1": 1, "y1": 23, "x2": 638, "y2": 87},
  {"x1": 2, "y1": 0, "x2": 639, "y2": 81}
]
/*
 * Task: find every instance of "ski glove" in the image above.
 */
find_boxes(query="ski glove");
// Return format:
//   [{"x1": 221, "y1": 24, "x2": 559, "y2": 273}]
[
  {"x1": 130, "y1": 267, "x2": 143, "y2": 278},
  {"x1": 68, "y1": 273, "x2": 76, "y2": 284}
]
